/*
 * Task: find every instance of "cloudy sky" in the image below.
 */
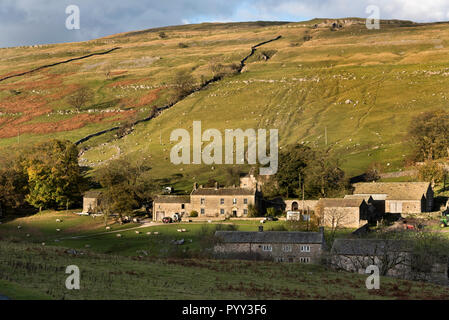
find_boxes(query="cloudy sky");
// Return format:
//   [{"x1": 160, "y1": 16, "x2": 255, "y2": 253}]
[{"x1": 2, "y1": 0, "x2": 449, "y2": 48}]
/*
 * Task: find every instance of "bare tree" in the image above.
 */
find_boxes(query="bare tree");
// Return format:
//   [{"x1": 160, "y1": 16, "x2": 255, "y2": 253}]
[{"x1": 67, "y1": 87, "x2": 94, "y2": 110}]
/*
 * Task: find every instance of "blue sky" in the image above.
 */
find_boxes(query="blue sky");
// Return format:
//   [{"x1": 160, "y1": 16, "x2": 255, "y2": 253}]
[{"x1": 1, "y1": 0, "x2": 449, "y2": 48}]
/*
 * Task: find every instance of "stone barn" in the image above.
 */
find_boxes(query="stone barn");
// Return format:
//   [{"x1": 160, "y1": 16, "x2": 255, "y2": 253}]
[
  {"x1": 82, "y1": 191, "x2": 103, "y2": 214},
  {"x1": 352, "y1": 182, "x2": 434, "y2": 215},
  {"x1": 316, "y1": 198, "x2": 373, "y2": 229},
  {"x1": 214, "y1": 227, "x2": 325, "y2": 263},
  {"x1": 331, "y1": 238, "x2": 448, "y2": 285}
]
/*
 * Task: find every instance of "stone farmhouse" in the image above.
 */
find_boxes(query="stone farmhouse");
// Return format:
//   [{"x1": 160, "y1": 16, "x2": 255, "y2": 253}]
[
  {"x1": 214, "y1": 226, "x2": 325, "y2": 263},
  {"x1": 153, "y1": 181, "x2": 261, "y2": 221},
  {"x1": 315, "y1": 198, "x2": 375, "y2": 229},
  {"x1": 352, "y1": 182, "x2": 434, "y2": 214},
  {"x1": 331, "y1": 238, "x2": 448, "y2": 285}
]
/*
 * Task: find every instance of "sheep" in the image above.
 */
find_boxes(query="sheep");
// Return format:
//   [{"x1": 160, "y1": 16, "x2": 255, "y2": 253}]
[
  {"x1": 135, "y1": 231, "x2": 141, "y2": 234},
  {"x1": 56, "y1": 219, "x2": 62, "y2": 223},
  {"x1": 153, "y1": 232, "x2": 159, "y2": 235},
  {"x1": 26, "y1": 234, "x2": 30, "y2": 237},
  {"x1": 42, "y1": 242, "x2": 46, "y2": 246},
  {"x1": 146, "y1": 232, "x2": 152, "y2": 235},
  {"x1": 17, "y1": 225, "x2": 22, "y2": 230},
  {"x1": 182, "y1": 229, "x2": 187, "y2": 232},
  {"x1": 56, "y1": 229, "x2": 61, "y2": 232},
  {"x1": 177, "y1": 229, "x2": 182, "y2": 232},
  {"x1": 106, "y1": 226, "x2": 111, "y2": 230},
  {"x1": 116, "y1": 234, "x2": 122, "y2": 238}
]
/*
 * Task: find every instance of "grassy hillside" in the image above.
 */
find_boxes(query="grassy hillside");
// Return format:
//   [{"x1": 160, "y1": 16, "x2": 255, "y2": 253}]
[{"x1": 2, "y1": 19, "x2": 449, "y2": 190}]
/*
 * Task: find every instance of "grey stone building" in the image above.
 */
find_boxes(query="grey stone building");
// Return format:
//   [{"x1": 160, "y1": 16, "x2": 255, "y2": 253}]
[
  {"x1": 214, "y1": 227, "x2": 326, "y2": 263},
  {"x1": 352, "y1": 182, "x2": 434, "y2": 214},
  {"x1": 82, "y1": 191, "x2": 103, "y2": 214},
  {"x1": 331, "y1": 238, "x2": 448, "y2": 285}
]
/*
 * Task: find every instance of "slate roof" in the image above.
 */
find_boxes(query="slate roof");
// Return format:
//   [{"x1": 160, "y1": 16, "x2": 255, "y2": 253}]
[
  {"x1": 154, "y1": 195, "x2": 191, "y2": 203},
  {"x1": 352, "y1": 182, "x2": 430, "y2": 201},
  {"x1": 317, "y1": 198, "x2": 365, "y2": 208},
  {"x1": 192, "y1": 187, "x2": 255, "y2": 196},
  {"x1": 84, "y1": 191, "x2": 103, "y2": 198},
  {"x1": 215, "y1": 231, "x2": 324, "y2": 244},
  {"x1": 331, "y1": 239, "x2": 413, "y2": 255},
  {"x1": 344, "y1": 195, "x2": 373, "y2": 202}
]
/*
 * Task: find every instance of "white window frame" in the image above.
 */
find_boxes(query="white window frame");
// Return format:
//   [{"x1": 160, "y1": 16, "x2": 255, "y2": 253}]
[
  {"x1": 282, "y1": 245, "x2": 292, "y2": 252},
  {"x1": 299, "y1": 257, "x2": 310, "y2": 263},
  {"x1": 300, "y1": 245, "x2": 311, "y2": 252},
  {"x1": 262, "y1": 245, "x2": 272, "y2": 252}
]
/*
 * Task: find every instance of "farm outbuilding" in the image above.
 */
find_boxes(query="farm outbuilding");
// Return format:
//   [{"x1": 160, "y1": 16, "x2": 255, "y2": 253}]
[{"x1": 352, "y1": 182, "x2": 434, "y2": 215}]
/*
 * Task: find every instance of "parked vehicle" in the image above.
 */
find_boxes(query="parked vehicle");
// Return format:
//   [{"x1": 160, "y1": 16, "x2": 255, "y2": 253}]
[
  {"x1": 440, "y1": 211, "x2": 449, "y2": 227},
  {"x1": 162, "y1": 217, "x2": 173, "y2": 224}
]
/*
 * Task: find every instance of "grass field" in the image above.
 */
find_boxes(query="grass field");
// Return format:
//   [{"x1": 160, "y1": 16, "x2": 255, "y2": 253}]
[
  {"x1": 1, "y1": 210, "x2": 352, "y2": 257},
  {"x1": 2, "y1": 19, "x2": 449, "y2": 191},
  {"x1": 2, "y1": 240, "x2": 449, "y2": 300},
  {"x1": 2, "y1": 210, "x2": 449, "y2": 300}
]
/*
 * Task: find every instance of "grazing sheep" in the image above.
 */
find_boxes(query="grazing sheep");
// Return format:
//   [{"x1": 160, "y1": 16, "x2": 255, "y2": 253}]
[
  {"x1": 135, "y1": 231, "x2": 141, "y2": 234},
  {"x1": 42, "y1": 242, "x2": 46, "y2": 246},
  {"x1": 153, "y1": 232, "x2": 159, "y2": 235},
  {"x1": 146, "y1": 232, "x2": 152, "y2": 235},
  {"x1": 56, "y1": 229, "x2": 61, "y2": 232},
  {"x1": 116, "y1": 234, "x2": 122, "y2": 238},
  {"x1": 17, "y1": 225, "x2": 22, "y2": 230},
  {"x1": 260, "y1": 220, "x2": 265, "y2": 224},
  {"x1": 106, "y1": 226, "x2": 111, "y2": 230},
  {"x1": 26, "y1": 234, "x2": 30, "y2": 237},
  {"x1": 56, "y1": 219, "x2": 62, "y2": 223},
  {"x1": 182, "y1": 229, "x2": 187, "y2": 232},
  {"x1": 177, "y1": 229, "x2": 182, "y2": 232}
]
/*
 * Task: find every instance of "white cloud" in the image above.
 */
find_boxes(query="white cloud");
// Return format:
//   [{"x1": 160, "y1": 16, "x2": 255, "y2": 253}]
[{"x1": 2, "y1": 0, "x2": 449, "y2": 47}]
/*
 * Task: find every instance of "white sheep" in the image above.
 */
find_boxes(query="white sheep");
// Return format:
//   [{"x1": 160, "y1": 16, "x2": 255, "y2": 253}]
[
  {"x1": 182, "y1": 229, "x2": 187, "y2": 232},
  {"x1": 177, "y1": 229, "x2": 182, "y2": 232},
  {"x1": 116, "y1": 234, "x2": 122, "y2": 238},
  {"x1": 106, "y1": 226, "x2": 111, "y2": 230},
  {"x1": 153, "y1": 232, "x2": 159, "y2": 235},
  {"x1": 146, "y1": 232, "x2": 152, "y2": 235},
  {"x1": 17, "y1": 225, "x2": 22, "y2": 230},
  {"x1": 56, "y1": 219, "x2": 62, "y2": 223},
  {"x1": 135, "y1": 231, "x2": 141, "y2": 234},
  {"x1": 56, "y1": 229, "x2": 61, "y2": 232}
]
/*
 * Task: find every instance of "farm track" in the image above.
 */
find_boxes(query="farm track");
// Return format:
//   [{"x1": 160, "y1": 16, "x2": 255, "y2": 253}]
[
  {"x1": 0, "y1": 47, "x2": 121, "y2": 83},
  {"x1": 74, "y1": 35, "x2": 283, "y2": 146}
]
